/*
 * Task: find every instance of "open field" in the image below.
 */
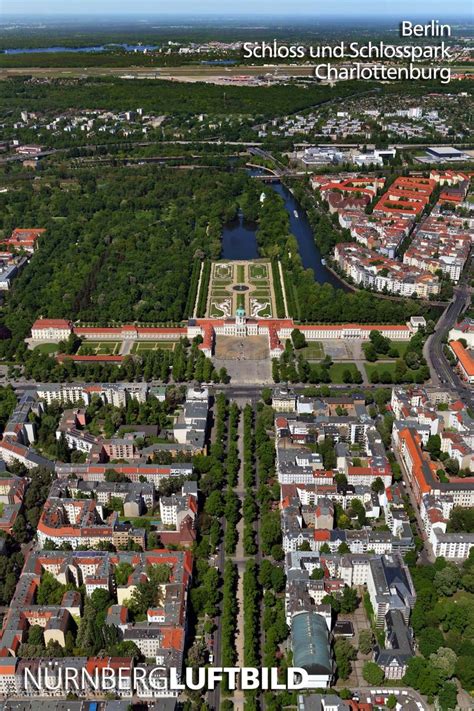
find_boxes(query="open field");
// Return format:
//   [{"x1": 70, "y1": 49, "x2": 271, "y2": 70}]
[
  {"x1": 0, "y1": 64, "x2": 318, "y2": 82},
  {"x1": 78, "y1": 340, "x2": 121, "y2": 355},
  {"x1": 4, "y1": 62, "x2": 469, "y2": 85},
  {"x1": 130, "y1": 341, "x2": 176, "y2": 354},
  {"x1": 34, "y1": 343, "x2": 59, "y2": 354}
]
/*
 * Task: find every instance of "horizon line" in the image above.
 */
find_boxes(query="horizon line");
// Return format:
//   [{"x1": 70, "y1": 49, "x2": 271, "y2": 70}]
[{"x1": 2, "y1": 11, "x2": 473, "y2": 17}]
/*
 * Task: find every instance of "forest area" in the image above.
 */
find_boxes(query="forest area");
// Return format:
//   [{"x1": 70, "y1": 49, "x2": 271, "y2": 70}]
[
  {"x1": 0, "y1": 165, "x2": 261, "y2": 358},
  {"x1": 0, "y1": 77, "x2": 360, "y2": 117}
]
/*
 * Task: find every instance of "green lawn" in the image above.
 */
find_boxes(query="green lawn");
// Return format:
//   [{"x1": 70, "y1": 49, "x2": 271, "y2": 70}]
[
  {"x1": 249, "y1": 263, "x2": 269, "y2": 280},
  {"x1": 329, "y1": 363, "x2": 362, "y2": 383},
  {"x1": 300, "y1": 342, "x2": 325, "y2": 360},
  {"x1": 364, "y1": 362, "x2": 427, "y2": 383},
  {"x1": 365, "y1": 362, "x2": 398, "y2": 378},
  {"x1": 131, "y1": 341, "x2": 175, "y2": 353},
  {"x1": 79, "y1": 341, "x2": 121, "y2": 355},
  {"x1": 209, "y1": 302, "x2": 228, "y2": 317},
  {"x1": 364, "y1": 340, "x2": 411, "y2": 361},
  {"x1": 237, "y1": 264, "x2": 245, "y2": 282},
  {"x1": 34, "y1": 343, "x2": 58, "y2": 354},
  {"x1": 213, "y1": 265, "x2": 233, "y2": 282},
  {"x1": 387, "y1": 341, "x2": 410, "y2": 358},
  {"x1": 253, "y1": 302, "x2": 272, "y2": 317}
]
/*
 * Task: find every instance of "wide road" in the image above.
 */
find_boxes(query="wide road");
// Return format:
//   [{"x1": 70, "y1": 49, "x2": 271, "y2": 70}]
[
  {"x1": 207, "y1": 397, "x2": 226, "y2": 711},
  {"x1": 6, "y1": 377, "x2": 469, "y2": 400},
  {"x1": 207, "y1": 524, "x2": 225, "y2": 711},
  {"x1": 424, "y1": 282, "x2": 473, "y2": 408}
]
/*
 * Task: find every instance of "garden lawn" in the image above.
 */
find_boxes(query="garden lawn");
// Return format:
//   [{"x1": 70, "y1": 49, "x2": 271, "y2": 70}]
[
  {"x1": 34, "y1": 343, "x2": 59, "y2": 354},
  {"x1": 300, "y1": 342, "x2": 325, "y2": 360},
  {"x1": 329, "y1": 363, "x2": 362, "y2": 383},
  {"x1": 364, "y1": 362, "x2": 398, "y2": 379},
  {"x1": 131, "y1": 341, "x2": 176, "y2": 354}
]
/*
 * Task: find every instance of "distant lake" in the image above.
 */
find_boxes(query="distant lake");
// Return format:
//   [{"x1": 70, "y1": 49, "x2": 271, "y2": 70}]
[
  {"x1": 1, "y1": 44, "x2": 159, "y2": 54},
  {"x1": 200, "y1": 59, "x2": 237, "y2": 65}
]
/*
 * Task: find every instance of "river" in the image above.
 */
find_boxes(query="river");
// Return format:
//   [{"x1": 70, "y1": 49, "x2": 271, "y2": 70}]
[{"x1": 221, "y1": 177, "x2": 347, "y2": 290}]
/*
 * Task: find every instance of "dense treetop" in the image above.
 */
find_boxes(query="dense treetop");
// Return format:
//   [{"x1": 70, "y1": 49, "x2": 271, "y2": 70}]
[
  {"x1": 0, "y1": 166, "x2": 257, "y2": 345},
  {"x1": 0, "y1": 77, "x2": 361, "y2": 117}
]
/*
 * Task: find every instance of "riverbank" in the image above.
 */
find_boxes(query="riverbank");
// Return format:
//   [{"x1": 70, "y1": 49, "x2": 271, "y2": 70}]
[
  {"x1": 270, "y1": 181, "x2": 350, "y2": 290},
  {"x1": 327, "y1": 259, "x2": 449, "y2": 308},
  {"x1": 223, "y1": 170, "x2": 349, "y2": 292}
]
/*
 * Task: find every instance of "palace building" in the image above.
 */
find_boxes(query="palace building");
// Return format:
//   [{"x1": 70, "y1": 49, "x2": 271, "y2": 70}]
[{"x1": 30, "y1": 312, "x2": 425, "y2": 362}]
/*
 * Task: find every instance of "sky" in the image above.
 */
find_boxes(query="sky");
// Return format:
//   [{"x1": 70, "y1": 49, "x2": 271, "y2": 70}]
[{"x1": 2, "y1": 0, "x2": 473, "y2": 16}]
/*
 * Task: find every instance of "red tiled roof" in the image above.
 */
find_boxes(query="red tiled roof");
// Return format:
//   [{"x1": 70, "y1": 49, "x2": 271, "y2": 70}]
[
  {"x1": 32, "y1": 318, "x2": 71, "y2": 330},
  {"x1": 314, "y1": 529, "x2": 330, "y2": 541},
  {"x1": 449, "y1": 340, "x2": 474, "y2": 377},
  {"x1": 297, "y1": 323, "x2": 410, "y2": 332},
  {"x1": 162, "y1": 627, "x2": 184, "y2": 651},
  {"x1": 399, "y1": 428, "x2": 433, "y2": 497}
]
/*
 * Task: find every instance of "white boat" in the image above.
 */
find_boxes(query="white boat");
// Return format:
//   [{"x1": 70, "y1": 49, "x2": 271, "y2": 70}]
[
  {"x1": 321, "y1": 258, "x2": 327, "y2": 266},
  {"x1": 293, "y1": 209, "x2": 299, "y2": 218}
]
